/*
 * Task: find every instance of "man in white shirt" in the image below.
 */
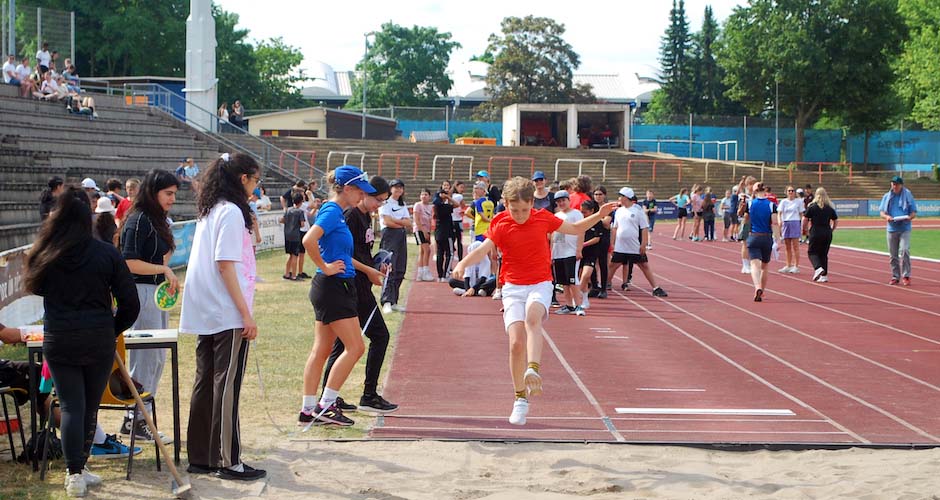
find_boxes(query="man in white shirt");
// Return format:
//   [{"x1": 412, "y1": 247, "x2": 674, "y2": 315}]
[
  {"x1": 610, "y1": 187, "x2": 667, "y2": 297},
  {"x1": 3, "y1": 54, "x2": 19, "y2": 85},
  {"x1": 551, "y1": 190, "x2": 585, "y2": 315},
  {"x1": 15, "y1": 57, "x2": 37, "y2": 96},
  {"x1": 36, "y1": 42, "x2": 51, "y2": 77}
]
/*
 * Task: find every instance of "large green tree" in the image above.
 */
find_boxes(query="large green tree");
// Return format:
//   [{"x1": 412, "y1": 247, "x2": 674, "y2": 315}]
[
  {"x1": 896, "y1": 0, "x2": 940, "y2": 130},
  {"x1": 346, "y1": 22, "x2": 461, "y2": 110},
  {"x1": 654, "y1": 0, "x2": 694, "y2": 118},
  {"x1": 476, "y1": 15, "x2": 594, "y2": 120},
  {"x1": 691, "y1": 5, "x2": 742, "y2": 116},
  {"x1": 719, "y1": 0, "x2": 906, "y2": 162}
]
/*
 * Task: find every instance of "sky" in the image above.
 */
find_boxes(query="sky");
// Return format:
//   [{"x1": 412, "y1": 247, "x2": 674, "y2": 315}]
[{"x1": 213, "y1": 0, "x2": 744, "y2": 77}]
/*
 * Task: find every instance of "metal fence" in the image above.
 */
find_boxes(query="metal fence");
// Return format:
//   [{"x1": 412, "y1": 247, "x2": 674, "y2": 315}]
[{"x1": 1, "y1": 3, "x2": 74, "y2": 65}]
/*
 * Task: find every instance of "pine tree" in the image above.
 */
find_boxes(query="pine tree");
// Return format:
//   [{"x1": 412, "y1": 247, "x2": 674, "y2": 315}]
[{"x1": 658, "y1": 0, "x2": 693, "y2": 117}]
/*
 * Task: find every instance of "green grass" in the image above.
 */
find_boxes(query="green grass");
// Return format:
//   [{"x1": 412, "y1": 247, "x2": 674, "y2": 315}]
[
  {"x1": 0, "y1": 241, "x2": 417, "y2": 499},
  {"x1": 833, "y1": 228, "x2": 940, "y2": 260}
]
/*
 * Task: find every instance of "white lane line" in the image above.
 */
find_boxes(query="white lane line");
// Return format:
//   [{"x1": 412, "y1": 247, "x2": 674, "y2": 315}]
[
  {"x1": 607, "y1": 284, "x2": 870, "y2": 444},
  {"x1": 611, "y1": 417, "x2": 829, "y2": 423},
  {"x1": 830, "y1": 244, "x2": 940, "y2": 264},
  {"x1": 595, "y1": 335, "x2": 630, "y2": 339},
  {"x1": 542, "y1": 330, "x2": 626, "y2": 442},
  {"x1": 382, "y1": 414, "x2": 601, "y2": 420},
  {"x1": 636, "y1": 387, "x2": 705, "y2": 392},
  {"x1": 372, "y1": 426, "x2": 613, "y2": 433},
  {"x1": 616, "y1": 408, "x2": 794, "y2": 416},
  {"x1": 371, "y1": 427, "x2": 850, "y2": 436},
  {"x1": 617, "y1": 277, "x2": 940, "y2": 443}
]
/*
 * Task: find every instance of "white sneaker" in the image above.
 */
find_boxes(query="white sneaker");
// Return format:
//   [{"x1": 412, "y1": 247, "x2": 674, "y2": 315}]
[
  {"x1": 492, "y1": 289, "x2": 502, "y2": 300},
  {"x1": 524, "y1": 368, "x2": 542, "y2": 397},
  {"x1": 509, "y1": 398, "x2": 529, "y2": 426},
  {"x1": 818, "y1": 275, "x2": 829, "y2": 283},
  {"x1": 453, "y1": 287, "x2": 466, "y2": 296},
  {"x1": 391, "y1": 304, "x2": 406, "y2": 312},
  {"x1": 646, "y1": 244, "x2": 653, "y2": 250},
  {"x1": 741, "y1": 266, "x2": 751, "y2": 274},
  {"x1": 64, "y1": 469, "x2": 101, "y2": 488},
  {"x1": 581, "y1": 294, "x2": 590, "y2": 309},
  {"x1": 779, "y1": 266, "x2": 791, "y2": 273},
  {"x1": 789, "y1": 266, "x2": 800, "y2": 274},
  {"x1": 382, "y1": 303, "x2": 393, "y2": 314},
  {"x1": 65, "y1": 473, "x2": 87, "y2": 497},
  {"x1": 478, "y1": 289, "x2": 488, "y2": 297},
  {"x1": 813, "y1": 267, "x2": 824, "y2": 282}
]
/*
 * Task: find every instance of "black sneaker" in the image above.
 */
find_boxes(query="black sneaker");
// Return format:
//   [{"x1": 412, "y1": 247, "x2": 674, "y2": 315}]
[
  {"x1": 216, "y1": 463, "x2": 266, "y2": 481},
  {"x1": 121, "y1": 417, "x2": 172, "y2": 444},
  {"x1": 621, "y1": 282, "x2": 629, "y2": 291},
  {"x1": 606, "y1": 282, "x2": 612, "y2": 290},
  {"x1": 187, "y1": 464, "x2": 216, "y2": 475},
  {"x1": 297, "y1": 409, "x2": 319, "y2": 427},
  {"x1": 313, "y1": 404, "x2": 354, "y2": 426},
  {"x1": 335, "y1": 396, "x2": 357, "y2": 412},
  {"x1": 652, "y1": 287, "x2": 668, "y2": 297},
  {"x1": 597, "y1": 290, "x2": 608, "y2": 299},
  {"x1": 587, "y1": 288, "x2": 600, "y2": 298},
  {"x1": 358, "y1": 394, "x2": 399, "y2": 414}
]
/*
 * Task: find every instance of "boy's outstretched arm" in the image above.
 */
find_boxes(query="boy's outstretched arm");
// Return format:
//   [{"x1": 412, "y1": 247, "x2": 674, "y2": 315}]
[
  {"x1": 559, "y1": 202, "x2": 620, "y2": 235},
  {"x1": 452, "y1": 238, "x2": 496, "y2": 280}
]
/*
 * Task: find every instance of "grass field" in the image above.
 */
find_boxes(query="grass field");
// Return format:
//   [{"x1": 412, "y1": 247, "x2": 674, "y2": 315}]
[
  {"x1": 833, "y1": 228, "x2": 940, "y2": 259},
  {"x1": 0, "y1": 242, "x2": 418, "y2": 499}
]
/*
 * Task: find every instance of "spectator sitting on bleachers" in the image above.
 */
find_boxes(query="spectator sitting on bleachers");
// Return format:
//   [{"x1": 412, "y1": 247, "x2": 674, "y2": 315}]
[
  {"x1": 67, "y1": 94, "x2": 98, "y2": 119},
  {"x1": 14, "y1": 56, "x2": 37, "y2": 97},
  {"x1": 61, "y1": 64, "x2": 80, "y2": 92},
  {"x1": 175, "y1": 158, "x2": 199, "y2": 183},
  {"x1": 3, "y1": 54, "x2": 26, "y2": 97},
  {"x1": 257, "y1": 186, "x2": 272, "y2": 211},
  {"x1": 34, "y1": 71, "x2": 60, "y2": 101},
  {"x1": 49, "y1": 51, "x2": 60, "y2": 76},
  {"x1": 55, "y1": 75, "x2": 78, "y2": 102}
]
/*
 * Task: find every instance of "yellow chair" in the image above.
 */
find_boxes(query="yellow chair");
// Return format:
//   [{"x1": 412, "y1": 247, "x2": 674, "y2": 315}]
[{"x1": 0, "y1": 385, "x2": 28, "y2": 461}]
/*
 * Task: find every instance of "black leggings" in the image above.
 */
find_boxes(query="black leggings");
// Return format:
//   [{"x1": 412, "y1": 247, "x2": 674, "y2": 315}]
[
  {"x1": 435, "y1": 235, "x2": 453, "y2": 279},
  {"x1": 322, "y1": 286, "x2": 390, "y2": 397},
  {"x1": 46, "y1": 358, "x2": 113, "y2": 474},
  {"x1": 807, "y1": 231, "x2": 833, "y2": 275}
]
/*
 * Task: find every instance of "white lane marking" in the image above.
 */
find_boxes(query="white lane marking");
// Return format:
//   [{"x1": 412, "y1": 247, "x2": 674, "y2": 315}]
[
  {"x1": 636, "y1": 388, "x2": 705, "y2": 392},
  {"x1": 616, "y1": 408, "x2": 794, "y2": 416},
  {"x1": 618, "y1": 276, "x2": 940, "y2": 444},
  {"x1": 590, "y1": 327, "x2": 615, "y2": 331},
  {"x1": 829, "y1": 244, "x2": 940, "y2": 264},
  {"x1": 542, "y1": 331, "x2": 626, "y2": 442},
  {"x1": 607, "y1": 284, "x2": 869, "y2": 444},
  {"x1": 595, "y1": 335, "x2": 630, "y2": 339},
  {"x1": 368, "y1": 427, "x2": 850, "y2": 436}
]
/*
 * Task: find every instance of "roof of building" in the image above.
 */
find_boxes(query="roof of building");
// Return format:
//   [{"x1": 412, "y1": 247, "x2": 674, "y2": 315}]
[{"x1": 247, "y1": 106, "x2": 395, "y2": 123}]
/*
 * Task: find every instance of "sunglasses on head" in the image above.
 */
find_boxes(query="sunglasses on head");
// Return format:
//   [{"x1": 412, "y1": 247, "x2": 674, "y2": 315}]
[{"x1": 342, "y1": 171, "x2": 367, "y2": 186}]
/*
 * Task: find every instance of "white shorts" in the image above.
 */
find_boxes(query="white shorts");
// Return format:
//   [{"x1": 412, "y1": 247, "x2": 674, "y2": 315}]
[{"x1": 501, "y1": 281, "x2": 553, "y2": 330}]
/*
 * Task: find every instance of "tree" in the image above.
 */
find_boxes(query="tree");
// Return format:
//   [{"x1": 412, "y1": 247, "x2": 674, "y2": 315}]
[
  {"x1": 346, "y1": 22, "x2": 461, "y2": 110},
  {"x1": 691, "y1": 5, "x2": 743, "y2": 116},
  {"x1": 719, "y1": 0, "x2": 906, "y2": 162},
  {"x1": 214, "y1": 5, "x2": 258, "y2": 110},
  {"x1": 896, "y1": 0, "x2": 940, "y2": 130},
  {"x1": 476, "y1": 15, "x2": 594, "y2": 120},
  {"x1": 655, "y1": 0, "x2": 694, "y2": 117},
  {"x1": 250, "y1": 38, "x2": 307, "y2": 110}
]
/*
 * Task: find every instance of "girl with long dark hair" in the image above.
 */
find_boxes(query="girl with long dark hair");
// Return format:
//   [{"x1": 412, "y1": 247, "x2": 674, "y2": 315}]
[
  {"x1": 39, "y1": 175, "x2": 64, "y2": 220},
  {"x1": 26, "y1": 187, "x2": 140, "y2": 496},
  {"x1": 432, "y1": 180, "x2": 456, "y2": 281},
  {"x1": 378, "y1": 179, "x2": 410, "y2": 313},
  {"x1": 118, "y1": 169, "x2": 178, "y2": 443},
  {"x1": 179, "y1": 153, "x2": 264, "y2": 481}
]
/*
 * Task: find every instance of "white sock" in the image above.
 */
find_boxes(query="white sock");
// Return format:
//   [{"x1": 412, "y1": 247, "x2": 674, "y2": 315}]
[
  {"x1": 302, "y1": 395, "x2": 317, "y2": 411},
  {"x1": 227, "y1": 463, "x2": 244, "y2": 472},
  {"x1": 93, "y1": 424, "x2": 107, "y2": 445},
  {"x1": 319, "y1": 388, "x2": 339, "y2": 409},
  {"x1": 742, "y1": 258, "x2": 749, "y2": 267}
]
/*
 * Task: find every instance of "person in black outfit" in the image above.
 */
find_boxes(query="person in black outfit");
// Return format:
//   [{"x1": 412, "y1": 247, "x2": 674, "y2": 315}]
[
  {"x1": 321, "y1": 176, "x2": 399, "y2": 413},
  {"x1": 589, "y1": 186, "x2": 612, "y2": 297},
  {"x1": 433, "y1": 182, "x2": 457, "y2": 280},
  {"x1": 38, "y1": 176, "x2": 64, "y2": 221},
  {"x1": 801, "y1": 187, "x2": 839, "y2": 282},
  {"x1": 24, "y1": 187, "x2": 139, "y2": 495}
]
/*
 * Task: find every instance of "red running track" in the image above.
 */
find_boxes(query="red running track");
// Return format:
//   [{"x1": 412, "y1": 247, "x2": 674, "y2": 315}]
[{"x1": 373, "y1": 223, "x2": 940, "y2": 445}]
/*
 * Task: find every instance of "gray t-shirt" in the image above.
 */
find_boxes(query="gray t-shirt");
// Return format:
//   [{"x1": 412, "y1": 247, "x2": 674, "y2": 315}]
[{"x1": 284, "y1": 207, "x2": 305, "y2": 242}]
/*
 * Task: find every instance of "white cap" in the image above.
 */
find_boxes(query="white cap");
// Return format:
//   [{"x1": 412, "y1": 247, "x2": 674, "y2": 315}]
[
  {"x1": 81, "y1": 178, "x2": 98, "y2": 190},
  {"x1": 95, "y1": 197, "x2": 116, "y2": 214},
  {"x1": 618, "y1": 187, "x2": 635, "y2": 199}
]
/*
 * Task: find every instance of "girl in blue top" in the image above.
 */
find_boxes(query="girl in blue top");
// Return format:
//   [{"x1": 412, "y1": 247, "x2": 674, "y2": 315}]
[
  {"x1": 744, "y1": 182, "x2": 778, "y2": 302},
  {"x1": 669, "y1": 188, "x2": 690, "y2": 240},
  {"x1": 300, "y1": 166, "x2": 377, "y2": 427}
]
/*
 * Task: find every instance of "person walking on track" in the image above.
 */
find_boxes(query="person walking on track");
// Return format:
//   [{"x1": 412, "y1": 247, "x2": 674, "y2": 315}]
[
  {"x1": 742, "y1": 182, "x2": 778, "y2": 302},
  {"x1": 878, "y1": 176, "x2": 918, "y2": 286},
  {"x1": 801, "y1": 187, "x2": 838, "y2": 282}
]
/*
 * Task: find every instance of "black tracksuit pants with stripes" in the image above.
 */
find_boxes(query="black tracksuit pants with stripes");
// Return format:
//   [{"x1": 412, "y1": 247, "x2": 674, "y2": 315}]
[{"x1": 187, "y1": 329, "x2": 249, "y2": 468}]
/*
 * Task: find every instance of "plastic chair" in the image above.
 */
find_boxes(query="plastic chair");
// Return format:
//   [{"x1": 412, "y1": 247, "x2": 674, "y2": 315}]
[
  {"x1": 39, "y1": 335, "x2": 161, "y2": 480},
  {"x1": 0, "y1": 386, "x2": 28, "y2": 461}
]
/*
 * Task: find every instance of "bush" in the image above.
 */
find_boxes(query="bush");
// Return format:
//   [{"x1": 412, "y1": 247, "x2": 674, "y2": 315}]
[{"x1": 933, "y1": 164, "x2": 939, "y2": 182}]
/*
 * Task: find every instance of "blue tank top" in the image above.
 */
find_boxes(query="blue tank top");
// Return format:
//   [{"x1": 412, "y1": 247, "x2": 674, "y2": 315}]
[{"x1": 749, "y1": 197, "x2": 776, "y2": 234}]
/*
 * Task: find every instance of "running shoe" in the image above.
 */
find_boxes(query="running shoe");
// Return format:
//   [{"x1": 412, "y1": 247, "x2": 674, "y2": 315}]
[
  {"x1": 382, "y1": 303, "x2": 393, "y2": 314},
  {"x1": 392, "y1": 304, "x2": 406, "y2": 312},
  {"x1": 902, "y1": 277, "x2": 911, "y2": 286},
  {"x1": 741, "y1": 266, "x2": 751, "y2": 274},
  {"x1": 652, "y1": 287, "x2": 668, "y2": 297},
  {"x1": 65, "y1": 472, "x2": 86, "y2": 497},
  {"x1": 358, "y1": 394, "x2": 399, "y2": 413},
  {"x1": 621, "y1": 282, "x2": 629, "y2": 291},
  {"x1": 64, "y1": 468, "x2": 101, "y2": 488},
  {"x1": 573, "y1": 305, "x2": 586, "y2": 316},
  {"x1": 186, "y1": 464, "x2": 216, "y2": 475},
  {"x1": 282, "y1": 274, "x2": 294, "y2": 281},
  {"x1": 554, "y1": 305, "x2": 573, "y2": 315},
  {"x1": 818, "y1": 275, "x2": 829, "y2": 283},
  {"x1": 813, "y1": 268, "x2": 824, "y2": 282},
  {"x1": 789, "y1": 267, "x2": 800, "y2": 274},
  {"x1": 478, "y1": 289, "x2": 488, "y2": 297},
  {"x1": 509, "y1": 398, "x2": 529, "y2": 426},
  {"x1": 587, "y1": 288, "x2": 600, "y2": 298},
  {"x1": 313, "y1": 404, "x2": 355, "y2": 426},
  {"x1": 335, "y1": 396, "x2": 357, "y2": 412},
  {"x1": 597, "y1": 290, "x2": 608, "y2": 299},
  {"x1": 524, "y1": 368, "x2": 543, "y2": 397},
  {"x1": 754, "y1": 289, "x2": 764, "y2": 302},
  {"x1": 778, "y1": 266, "x2": 791, "y2": 273},
  {"x1": 647, "y1": 244, "x2": 653, "y2": 250},
  {"x1": 216, "y1": 463, "x2": 267, "y2": 481},
  {"x1": 581, "y1": 295, "x2": 590, "y2": 309},
  {"x1": 606, "y1": 282, "x2": 612, "y2": 290},
  {"x1": 492, "y1": 289, "x2": 502, "y2": 300},
  {"x1": 889, "y1": 278, "x2": 900, "y2": 285},
  {"x1": 90, "y1": 434, "x2": 140, "y2": 460},
  {"x1": 453, "y1": 287, "x2": 467, "y2": 296}
]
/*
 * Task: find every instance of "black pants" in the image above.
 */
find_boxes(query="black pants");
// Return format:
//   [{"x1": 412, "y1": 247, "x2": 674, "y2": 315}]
[
  {"x1": 808, "y1": 231, "x2": 833, "y2": 275},
  {"x1": 435, "y1": 233, "x2": 453, "y2": 279},
  {"x1": 380, "y1": 227, "x2": 407, "y2": 306},
  {"x1": 46, "y1": 358, "x2": 112, "y2": 473},
  {"x1": 704, "y1": 218, "x2": 716, "y2": 240},
  {"x1": 591, "y1": 241, "x2": 610, "y2": 289},
  {"x1": 448, "y1": 276, "x2": 497, "y2": 295},
  {"x1": 187, "y1": 330, "x2": 249, "y2": 469},
  {"x1": 322, "y1": 283, "x2": 390, "y2": 397},
  {"x1": 452, "y1": 226, "x2": 464, "y2": 261}
]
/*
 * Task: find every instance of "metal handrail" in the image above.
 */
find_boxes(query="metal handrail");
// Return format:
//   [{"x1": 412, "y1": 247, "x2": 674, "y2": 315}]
[{"x1": 120, "y1": 83, "x2": 321, "y2": 186}]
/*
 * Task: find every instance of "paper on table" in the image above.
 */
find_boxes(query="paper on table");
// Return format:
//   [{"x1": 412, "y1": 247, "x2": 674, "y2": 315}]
[{"x1": 891, "y1": 215, "x2": 910, "y2": 221}]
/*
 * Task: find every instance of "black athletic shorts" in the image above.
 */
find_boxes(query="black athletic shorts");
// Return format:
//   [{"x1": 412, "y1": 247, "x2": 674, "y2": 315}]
[
  {"x1": 579, "y1": 254, "x2": 597, "y2": 269},
  {"x1": 298, "y1": 232, "x2": 307, "y2": 253},
  {"x1": 309, "y1": 273, "x2": 358, "y2": 325},
  {"x1": 611, "y1": 252, "x2": 648, "y2": 265},
  {"x1": 677, "y1": 208, "x2": 688, "y2": 218},
  {"x1": 552, "y1": 256, "x2": 578, "y2": 285},
  {"x1": 284, "y1": 240, "x2": 302, "y2": 255},
  {"x1": 414, "y1": 230, "x2": 430, "y2": 245}
]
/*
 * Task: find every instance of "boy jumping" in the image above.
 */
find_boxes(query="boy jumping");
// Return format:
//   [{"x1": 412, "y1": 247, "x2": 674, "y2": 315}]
[{"x1": 453, "y1": 177, "x2": 617, "y2": 425}]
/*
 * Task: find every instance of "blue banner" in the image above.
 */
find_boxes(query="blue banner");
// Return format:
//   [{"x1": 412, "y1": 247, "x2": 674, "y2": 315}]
[
  {"x1": 169, "y1": 220, "x2": 196, "y2": 268},
  {"x1": 867, "y1": 199, "x2": 940, "y2": 217},
  {"x1": 832, "y1": 200, "x2": 869, "y2": 217}
]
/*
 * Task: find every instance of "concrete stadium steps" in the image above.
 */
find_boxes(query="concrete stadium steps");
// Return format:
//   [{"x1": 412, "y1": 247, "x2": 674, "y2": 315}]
[
  {"x1": 0, "y1": 122, "x2": 207, "y2": 148},
  {"x1": 0, "y1": 103, "x2": 189, "y2": 136},
  {"x1": 0, "y1": 222, "x2": 41, "y2": 249}
]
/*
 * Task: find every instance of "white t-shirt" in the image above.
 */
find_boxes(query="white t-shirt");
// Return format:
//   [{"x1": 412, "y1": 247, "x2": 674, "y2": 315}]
[
  {"x1": 179, "y1": 201, "x2": 255, "y2": 335},
  {"x1": 379, "y1": 198, "x2": 410, "y2": 230},
  {"x1": 2, "y1": 61, "x2": 16, "y2": 83},
  {"x1": 612, "y1": 205, "x2": 648, "y2": 254},
  {"x1": 552, "y1": 209, "x2": 583, "y2": 259},
  {"x1": 299, "y1": 201, "x2": 311, "y2": 232},
  {"x1": 36, "y1": 50, "x2": 51, "y2": 67},
  {"x1": 778, "y1": 197, "x2": 805, "y2": 222},
  {"x1": 15, "y1": 64, "x2": 30, "y2": 80},
  {"x1": 463, "y1": 240, "x2": 491, "y2": 286},
  {"x1": 451, "y1": 193, "x2": 464, "y2": 223}
]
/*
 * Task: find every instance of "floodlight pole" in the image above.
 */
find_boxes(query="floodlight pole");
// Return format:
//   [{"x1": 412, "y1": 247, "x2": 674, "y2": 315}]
[
  {"x1": 774, "y1": 80, "x2": 779, "y2": 167},
  {"x1": 361, "y1": 31, "x2": 376, "y2": 140}
]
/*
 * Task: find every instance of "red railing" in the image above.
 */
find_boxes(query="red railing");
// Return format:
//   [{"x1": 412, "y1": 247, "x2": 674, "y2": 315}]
[
  {"x1": 788, "y1": 162, "x2": 854, "y2": 185},
  {"x1": 487, "y1": 156, "x2": 536, "y2": 179},
  {"x1": 277, "y1": 150, "x2": 317, "y2": 180},
  {"x1": 377, "y1": 153, "x2": 420, "y2": 180},
  {"x1": 626, "y1": 159, "x2": 684, "y2": 183}
]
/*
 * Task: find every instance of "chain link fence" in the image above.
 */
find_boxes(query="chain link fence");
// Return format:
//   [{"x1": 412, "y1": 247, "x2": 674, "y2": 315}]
[{"x1": 1, "y1": 3, "x2": 73, "y2": 65}]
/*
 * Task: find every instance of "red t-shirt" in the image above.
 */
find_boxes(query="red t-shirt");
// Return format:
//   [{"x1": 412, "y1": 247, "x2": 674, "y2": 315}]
[
  {"x1": 569, "y1": 191, "x2": 590, "y2": 210},
  {"x1": 115, "y1": 197, "x2": 132, "y2": 222},
  {"x1": 486, "y1": 209, "x2": 563, "y2": 285}
]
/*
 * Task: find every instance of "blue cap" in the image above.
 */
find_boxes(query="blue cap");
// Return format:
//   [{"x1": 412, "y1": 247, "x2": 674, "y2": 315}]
[
  {"x1": 532, "y1": 170, "x2": 545, "y2": 181},
  {"x1": 334, "y1": 166, "x2": 376, "y2": 194},
  {"x1": 553, "y1": 190, "x2": 569, "y2": 200},
  {"x1": 476, "y1": 170, "x2": 490, "y2": 178}
]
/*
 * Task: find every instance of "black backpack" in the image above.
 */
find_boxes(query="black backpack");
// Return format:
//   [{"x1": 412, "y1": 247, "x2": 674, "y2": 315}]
[{"x1": 18, "y1": 428, "x2": 63, "y2": 464}]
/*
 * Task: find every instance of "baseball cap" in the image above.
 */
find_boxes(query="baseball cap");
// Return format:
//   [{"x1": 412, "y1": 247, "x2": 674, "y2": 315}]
[
  {"x1": 389, "y1": 178, "x2": 405, "y2": 188},
  {"x1": 334, "y1": 166, "x2": 376, "y2": 194},
  {"x1": 553, "y1": 190, "x2": 570, "y2": 200},
  {"x1": 476, "y1": 170, "x2": 490, "y2": 178},
  {"x1": 891, "y1": 175, "x2": 904, "y2": 184},
  {"x1": 94, "y1": 197, "x2": 116, "y2": 214},
  {"x1": 81, "y1": 178, "x2": 98, "y2": 190},
  {"x1": 532, "y1": 170, "x2": 546, "y2": 181},
  {"x1": 796, "y1": 188, "x2": 804, "y2": 195},
  {"x1": 618, "y1": 187, "x2": 635, "y2": 199},
  {"x1": 373, "y1": 249, "x2": 393, "y2": 268},
  {"x1": 474, "y1": 181, "x2": 487, "y2": 190}
]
